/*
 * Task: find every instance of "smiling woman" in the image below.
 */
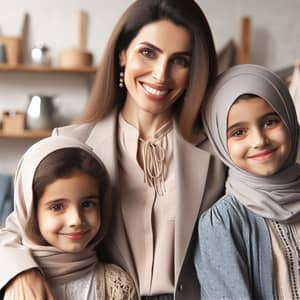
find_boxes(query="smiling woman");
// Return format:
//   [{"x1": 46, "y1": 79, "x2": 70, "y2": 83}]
[
  {"x1": 0, "y1": 1, "x2": 226, "y2": 300},
  {"x1": 79, "y1": 0, "x2": 217, "y2": 143},
  {"x1": 120, "y1": 20, "x2": 192, "y2": 139}
]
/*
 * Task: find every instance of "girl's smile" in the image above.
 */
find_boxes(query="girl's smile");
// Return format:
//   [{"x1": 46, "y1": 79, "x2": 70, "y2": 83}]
[
  {"x1": 247, "y1": 148, "x2": 277, "y2": 160},
  {"x1": 60, "y1": 231, "x2": 90, "y2": 241}
]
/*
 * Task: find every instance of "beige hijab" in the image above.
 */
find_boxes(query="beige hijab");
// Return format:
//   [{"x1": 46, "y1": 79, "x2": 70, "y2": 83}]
[
  {"x1": 203, "y1": 64, "x2": 300, "y2": 222},
  {"x1": 14, "y1": 136, "x2": 107, "y2": 284}
]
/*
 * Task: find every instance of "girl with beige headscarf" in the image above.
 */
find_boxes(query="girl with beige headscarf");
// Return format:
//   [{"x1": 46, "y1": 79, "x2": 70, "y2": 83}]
[
  {"x1": 194, "y1": 64, "x2": 300, "y2": 299},
  {"x1": 2, "y1": 136, "x2": 137, "y2": 300}
]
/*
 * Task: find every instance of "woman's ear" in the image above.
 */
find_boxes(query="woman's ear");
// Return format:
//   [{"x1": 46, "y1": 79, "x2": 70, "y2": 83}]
[{"x1": 119, "y1": 50, "x2": 126, "y2": 67}]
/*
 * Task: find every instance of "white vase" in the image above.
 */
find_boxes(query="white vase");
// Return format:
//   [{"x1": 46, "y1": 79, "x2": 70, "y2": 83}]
[{"x1": 25, "y1": 94, "x2": 56, "y2": 130}]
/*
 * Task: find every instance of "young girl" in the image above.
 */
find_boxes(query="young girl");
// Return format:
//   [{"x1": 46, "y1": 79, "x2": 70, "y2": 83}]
[
  {"x1": 194, "y1": 64, "x2": 300, "y2": 300},
  {"x1": 4, "y1": 136, "x2": 137, "y2": 299}
]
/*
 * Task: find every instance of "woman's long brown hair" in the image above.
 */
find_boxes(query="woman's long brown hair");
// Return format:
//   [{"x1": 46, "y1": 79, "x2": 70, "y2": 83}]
[{"x1": 77, "y1": 0, "x2": 217, "y2": 143}]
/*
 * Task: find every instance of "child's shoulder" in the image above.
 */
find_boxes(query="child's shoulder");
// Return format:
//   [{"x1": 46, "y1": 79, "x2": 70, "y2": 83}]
[
  {"x1": 103, "y1": 263, "x2": 133, "y2": 284},
  {"x1": 200, "y1": 194, "x2": 252, "y2": 228},
  {"x1": 95, "y1": 262, "x2": 138, "y2": 300},
  {"x1": 52, "y1": 122, "x2": 97, "y2": 142}
]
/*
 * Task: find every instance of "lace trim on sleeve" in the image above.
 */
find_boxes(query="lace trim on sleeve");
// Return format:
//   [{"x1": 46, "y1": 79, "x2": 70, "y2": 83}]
[{"x1": 97, "y1": 263, "x2": 138, "y2": 300}]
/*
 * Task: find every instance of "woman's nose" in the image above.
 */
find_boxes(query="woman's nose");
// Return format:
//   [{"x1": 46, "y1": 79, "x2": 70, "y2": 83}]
[{"x1": 152, "y1": 59, "x2": 169, "y2": 82}]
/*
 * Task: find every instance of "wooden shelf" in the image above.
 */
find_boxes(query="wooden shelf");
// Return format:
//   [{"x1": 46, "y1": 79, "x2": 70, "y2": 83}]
[
  {"x1": 0, "y1": 130, "x2": 52, "y2": 139},
  {"x1": 0, "y1": 64, "x2": 97, "y2": 74},
  {"x1": 0, "y1": 64, "x2": 93, "y2": 140}
]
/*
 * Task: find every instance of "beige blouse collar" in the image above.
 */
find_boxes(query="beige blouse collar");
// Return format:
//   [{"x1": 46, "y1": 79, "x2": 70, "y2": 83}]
[{"x1": 118, "y1": 113, "x2": 173, "y2": 195}]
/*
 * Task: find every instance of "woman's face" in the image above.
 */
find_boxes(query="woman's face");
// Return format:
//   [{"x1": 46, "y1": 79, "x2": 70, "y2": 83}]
[{"x1": 120, "y1": 19, "x2": 192, "y2": 119}]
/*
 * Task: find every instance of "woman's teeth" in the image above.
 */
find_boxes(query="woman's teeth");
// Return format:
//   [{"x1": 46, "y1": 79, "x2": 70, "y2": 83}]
[{"x1": 143, "y1": 84, "x2": 168, "y2": 96}]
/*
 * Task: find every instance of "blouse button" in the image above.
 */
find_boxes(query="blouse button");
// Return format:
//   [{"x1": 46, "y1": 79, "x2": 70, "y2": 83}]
[{"x1": 178, "y1": 283, "x2": 183, "y2": 292}]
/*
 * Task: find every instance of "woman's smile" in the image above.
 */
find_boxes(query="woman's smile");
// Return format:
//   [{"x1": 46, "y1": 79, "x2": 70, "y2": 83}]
[{"x1": 140, "y1": 82, "x2": 170, "y2": 99}]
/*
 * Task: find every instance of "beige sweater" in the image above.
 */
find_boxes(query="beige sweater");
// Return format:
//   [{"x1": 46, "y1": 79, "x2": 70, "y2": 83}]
[{"x1": 95, "y1": 263, "x2": 138, "y2": 300}]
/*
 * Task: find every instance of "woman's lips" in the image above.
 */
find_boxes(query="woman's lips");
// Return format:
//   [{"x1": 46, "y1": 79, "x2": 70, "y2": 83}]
[{"x1": 141, "y1": 82, "x2": 169, "y2": 100}]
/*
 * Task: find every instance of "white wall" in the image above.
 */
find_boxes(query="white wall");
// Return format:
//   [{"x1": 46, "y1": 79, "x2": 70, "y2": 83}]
[
  {"x1": 2, "y1": 0, "x2": 297, "y2": 70},
  {"x1": 0, "y1": 0, "x2": 300, "y2": 173},
  {"x1": 198, "y1": 0, "x2": 300, "y2": 71}
]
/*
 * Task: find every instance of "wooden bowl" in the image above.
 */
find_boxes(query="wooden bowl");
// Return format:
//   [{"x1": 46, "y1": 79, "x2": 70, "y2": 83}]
[{"x1": 59, "y1": 48, "x2": 93, "y2": 68}]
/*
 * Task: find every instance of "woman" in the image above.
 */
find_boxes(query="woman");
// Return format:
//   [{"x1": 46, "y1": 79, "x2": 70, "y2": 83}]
[{"x1": 0, "y1": 1, "x2": 225, "y2": 299}]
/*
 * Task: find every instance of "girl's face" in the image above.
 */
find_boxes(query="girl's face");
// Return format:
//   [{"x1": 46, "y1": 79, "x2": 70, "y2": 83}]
[
  {"x1": 37, "y1": 170, "x2": 101, "y2": 253},
  {"x1": 120, "y1": 19, "x2": 192, "y2": 119},
  {"x1": 227, "y1": 97, "x2": 291, "y2": 176}
]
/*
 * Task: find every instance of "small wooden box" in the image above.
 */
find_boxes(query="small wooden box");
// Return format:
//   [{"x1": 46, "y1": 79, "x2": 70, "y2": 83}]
[{"x1": 2, "y1": 111, "x2": 25, "y2": 132}]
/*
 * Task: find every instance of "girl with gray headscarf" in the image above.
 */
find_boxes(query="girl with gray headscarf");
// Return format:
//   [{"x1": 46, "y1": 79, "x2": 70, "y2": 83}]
[{"x1": 194, "y1": 64, "x2": 300, "y2": 299}]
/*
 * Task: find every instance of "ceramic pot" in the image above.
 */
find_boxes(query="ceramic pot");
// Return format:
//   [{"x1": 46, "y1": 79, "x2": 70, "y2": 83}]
[
  {"x1": 31, "y1": 43, "x2": 51, "y2": 66},
  {"x1": 25, "y1": 94, "x2": 56, "y2": 130}
]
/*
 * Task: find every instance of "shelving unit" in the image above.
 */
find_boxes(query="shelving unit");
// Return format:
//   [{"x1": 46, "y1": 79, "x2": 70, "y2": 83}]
[
  {"x1": 0, "y1": 63, "x2": 96, "y2": 139},
  {"x1": 0, "y1": 64, "x2": 97, "y2": 74},
  {"x1": 0, "y1": 130, "x2": 51, "y2": 139}
]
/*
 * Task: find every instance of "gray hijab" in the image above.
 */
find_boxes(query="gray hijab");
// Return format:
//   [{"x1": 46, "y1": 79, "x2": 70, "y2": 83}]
[{"x1": 203, "y1": 64, "x2": 300, "y2": 222}]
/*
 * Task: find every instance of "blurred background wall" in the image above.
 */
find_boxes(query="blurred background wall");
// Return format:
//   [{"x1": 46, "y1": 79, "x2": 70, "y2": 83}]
[{"x1": 0, "y1": 0, "x2": 299, "y2": 173}]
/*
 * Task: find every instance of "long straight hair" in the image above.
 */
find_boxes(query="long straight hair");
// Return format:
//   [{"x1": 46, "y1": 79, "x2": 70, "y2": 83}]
[{"x1": 77, "y1": 0, "x2": 217, "y2": 143}]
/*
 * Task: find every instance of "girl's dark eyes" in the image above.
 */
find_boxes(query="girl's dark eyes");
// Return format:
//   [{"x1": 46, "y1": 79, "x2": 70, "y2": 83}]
[
  {"x1": 47, "y1": 199, "x2": 98, "y2": 213},
  {"x1": 229, "y1": 128, "x2": 246, "y2": 138},
  {"x1": 49, "y1": 203, "x2": 64, "y2": 212},
  {"x1": 263, "y1": 118, "x2": 280, "y2": 128},
  {"x1": 81, "y1": 200, "x2": 98, "y2": 209}
]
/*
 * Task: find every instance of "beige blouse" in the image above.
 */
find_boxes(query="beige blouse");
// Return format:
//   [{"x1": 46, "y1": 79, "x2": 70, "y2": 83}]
[
  {"x1": 117, "y1": 114, "x2": 175, "y2": 295},
  {"x1": 267, "y1": 219, "x2": 300, "y2": 300}
]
